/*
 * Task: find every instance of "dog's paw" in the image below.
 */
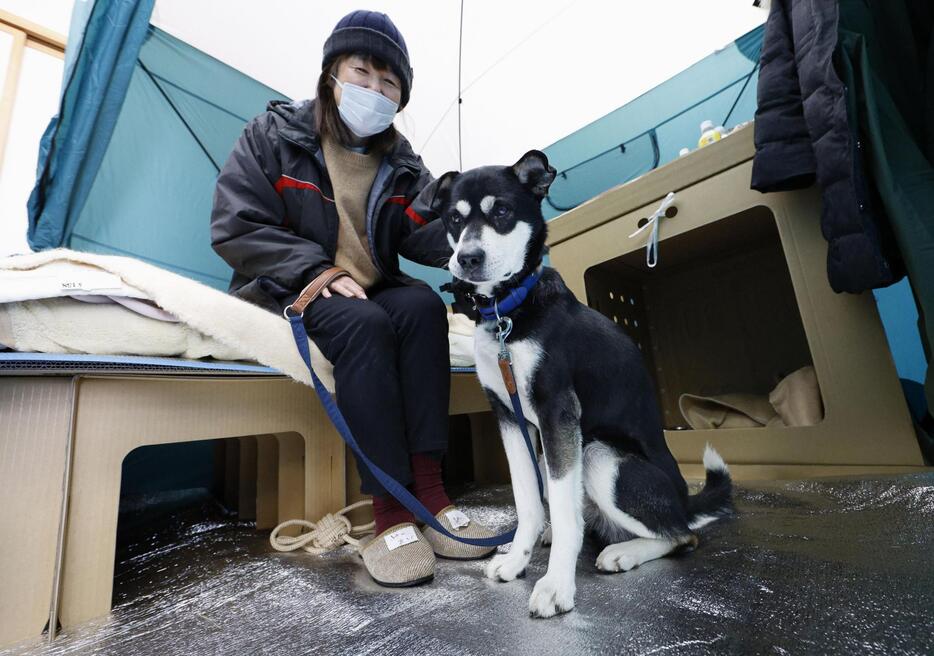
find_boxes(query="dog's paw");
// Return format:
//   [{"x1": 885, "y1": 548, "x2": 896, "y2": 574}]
[
  {"x1": 595, "y1": 543, "x2": 640, "y2": 573},
  {"x1": 485, "y1": 552, "x2": 530, "y2": 582},
  {"x1": 528, "y1": 573, "x2": 575, "y2": 618},
  {"x1": 540, "y1": 526, "x2": 552, "y2": 547}
]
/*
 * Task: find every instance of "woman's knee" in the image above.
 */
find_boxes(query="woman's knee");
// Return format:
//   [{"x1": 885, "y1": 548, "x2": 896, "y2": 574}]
[
  {"x1": 311, "y1": 301, "x2": 396, "y2": 359},
  {"x1": 398, "y1": 287, "x2": 448, "y2": 329},
  {"x1": 348, "y1": 302, "x2": 396, "y2": 346}
]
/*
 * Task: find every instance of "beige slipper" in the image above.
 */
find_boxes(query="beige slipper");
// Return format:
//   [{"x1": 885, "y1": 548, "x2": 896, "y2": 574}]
[
  {"x1": 421, "y1": 505, "x2": 497, "y2": 560},
  {"x1": 359, "y1": 522, "x2": 436, "y2": 587}
]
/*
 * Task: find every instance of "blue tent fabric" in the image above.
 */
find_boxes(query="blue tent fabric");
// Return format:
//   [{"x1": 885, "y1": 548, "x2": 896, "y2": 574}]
[
  {"x1": 28, "y1": 23, "x2": 289, "y2": 288},
  {"x1": 27, "y1": 0, "x2": 156, "y2": 251},
  {"x1": 541, "y1": 25, "x2": 764, "y2": 218},
  {"x1": 70, "y1": 26, "x2": 289, "y2": 288}
]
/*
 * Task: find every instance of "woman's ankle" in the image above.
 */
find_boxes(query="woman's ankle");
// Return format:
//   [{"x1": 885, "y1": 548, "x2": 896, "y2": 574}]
[
  {"x1": 372, "y1": 493, "x2": 416, "y2": 535},
  {"x1": 410, "y1": 452, "x2": 453, "y2": 516}
]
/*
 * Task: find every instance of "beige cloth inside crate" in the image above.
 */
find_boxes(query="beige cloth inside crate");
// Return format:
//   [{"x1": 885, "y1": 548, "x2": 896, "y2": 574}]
[{"x1": 679, "y1": 366, "x2": 823, "y2": 429}]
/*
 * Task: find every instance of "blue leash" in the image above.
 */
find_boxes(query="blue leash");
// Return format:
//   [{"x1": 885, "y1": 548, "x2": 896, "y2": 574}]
[{"x1": 286, "y1": 307, "x2": 544, "y2": 547}]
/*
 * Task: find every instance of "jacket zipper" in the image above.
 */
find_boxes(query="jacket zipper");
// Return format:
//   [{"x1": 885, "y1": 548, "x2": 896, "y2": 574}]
[{"x1": 366, "y1": 161, "x2": 398, "y2": 281}]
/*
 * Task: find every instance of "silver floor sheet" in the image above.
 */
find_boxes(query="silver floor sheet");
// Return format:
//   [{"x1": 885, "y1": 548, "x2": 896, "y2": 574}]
[{"x1": 5, "y1": 475, "x2": 934, "y2": 655}]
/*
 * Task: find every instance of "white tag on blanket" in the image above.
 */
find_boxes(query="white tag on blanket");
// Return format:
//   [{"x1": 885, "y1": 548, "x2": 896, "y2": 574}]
[
  {"x1": 57, "y1": 271, "x2": 124, "y2": 293},
  {"x1": 384, "y1": 526, "x2": 419, "y2": 551},
  {"x1": 445, "y1": 509, "x2": 470, "y2": 530}
]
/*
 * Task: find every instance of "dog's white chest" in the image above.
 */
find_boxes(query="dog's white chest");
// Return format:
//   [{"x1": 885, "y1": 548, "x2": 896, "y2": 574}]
[{"x1": 473, "y1": 328, "x2": 543, "y2": 428}]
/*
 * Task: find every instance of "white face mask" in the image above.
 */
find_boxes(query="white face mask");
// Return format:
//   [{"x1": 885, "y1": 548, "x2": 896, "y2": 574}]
[{"x1": 331, "y1": 75, "x2": 398, "y2": 138}]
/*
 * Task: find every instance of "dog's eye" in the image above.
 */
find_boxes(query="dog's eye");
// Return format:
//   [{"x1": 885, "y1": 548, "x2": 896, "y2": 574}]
[
  {"x1": 492, "y1": 203, "x2": 511, "y2": 218},
  {"x1": 447, "y1": 212, "x2": 462, "y2": 225}
]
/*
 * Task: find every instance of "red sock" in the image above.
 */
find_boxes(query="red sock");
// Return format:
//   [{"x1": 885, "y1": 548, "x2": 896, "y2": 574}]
[
  {"x1": 372, "y1": 494, "x2": 415, "y2": 536},
  {"x1": 410, "y1": 452, "x2": 453, "y2": 516}
]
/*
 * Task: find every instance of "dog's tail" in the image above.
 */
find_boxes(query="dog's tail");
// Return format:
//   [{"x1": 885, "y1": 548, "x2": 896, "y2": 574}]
[{"x1": 686, "y1": 444, "x2": 733, "y2": 530}]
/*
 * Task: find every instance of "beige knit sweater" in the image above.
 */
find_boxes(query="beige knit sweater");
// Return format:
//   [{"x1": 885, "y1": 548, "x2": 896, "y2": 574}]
[{"x1": 322, "y1": 137, "x2": 382, "y2": 290}]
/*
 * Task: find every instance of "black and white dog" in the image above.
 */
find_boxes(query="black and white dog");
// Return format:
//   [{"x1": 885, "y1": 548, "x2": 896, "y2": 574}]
[{"x1": 427, "y1": 151, "x2": 732, "y2": 618}]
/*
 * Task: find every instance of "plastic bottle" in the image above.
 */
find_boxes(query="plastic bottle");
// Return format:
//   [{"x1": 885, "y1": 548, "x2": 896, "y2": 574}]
[{"x1": 698, "y1": 120, "x2": 722, "y2": 148}]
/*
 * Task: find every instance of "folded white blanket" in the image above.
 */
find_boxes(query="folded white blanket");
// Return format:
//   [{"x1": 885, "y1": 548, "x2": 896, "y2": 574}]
[
  {"x1": 0, "y1": 259, "x2": 150, "y2": 302},
  {"x1": 0, "y1": 249, "x2": 476, "y2": 390},
  {"x1": 68, "y1": 294, "x2": 180, "y2": 322},
  {"x1": 0, "y1": 297, "x2": 246, "y2": 360},
  {"x1": 0, "y1": 249, "x2": 335, "y2": 388},
  {"x1": 447, "y1": 311, "x2": 476, "y2": 367}
]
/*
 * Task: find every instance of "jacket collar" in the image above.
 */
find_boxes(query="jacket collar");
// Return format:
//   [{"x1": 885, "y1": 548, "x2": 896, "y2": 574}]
[
  {"x1": 271, "y1": 98, "x2": 421, "y2": 171},
  {"x1": 274, "y1": 98, "x2": 319, "y2": 154},
  {"x1": 473, "y1": 265, "x2": 544, "y2": 321}
]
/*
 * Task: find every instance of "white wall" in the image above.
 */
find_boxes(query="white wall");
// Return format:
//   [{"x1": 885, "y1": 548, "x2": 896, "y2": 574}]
[
  {"x1": 0, "y1": 0, "x2": 766, "y2": 258},
  {"x1": 0, "y1": 0, "x2": 73, "y2": 35},
  {"x1": 0, "y1": 0, "x2": 72, "y2": 256},
  {"x1": 152, "y1": 0, "x2": 766, "y2": 174}
]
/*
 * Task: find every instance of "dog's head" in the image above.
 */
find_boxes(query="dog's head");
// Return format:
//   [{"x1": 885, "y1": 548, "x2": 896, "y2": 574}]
[{"x1": 426, "y1": 150, "x2": 556, "y2": 293}]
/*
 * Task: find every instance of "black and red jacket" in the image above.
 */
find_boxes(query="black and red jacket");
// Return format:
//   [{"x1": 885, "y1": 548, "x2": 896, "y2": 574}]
[{"x1": 210, "y1": 98, "x2": 449, "y2": 315}]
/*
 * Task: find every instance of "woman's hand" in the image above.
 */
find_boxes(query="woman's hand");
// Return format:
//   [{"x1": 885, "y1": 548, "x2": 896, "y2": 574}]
[{"x1": 322, "y1": 275, "x2": 367, "y2": 299}]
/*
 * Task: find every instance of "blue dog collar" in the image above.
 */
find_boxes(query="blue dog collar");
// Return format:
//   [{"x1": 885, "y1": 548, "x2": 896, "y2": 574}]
[{"x1": 475, "y1": 267, "x2": 543, "y2": 321}]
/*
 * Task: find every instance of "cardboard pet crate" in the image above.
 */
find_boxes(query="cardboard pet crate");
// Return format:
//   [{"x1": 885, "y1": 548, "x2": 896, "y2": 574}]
[{"x1": 546, "y1": 125, "x2": 926, "y2": 480}]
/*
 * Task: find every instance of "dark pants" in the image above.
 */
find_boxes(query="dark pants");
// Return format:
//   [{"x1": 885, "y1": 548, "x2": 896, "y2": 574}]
[{"x1": 302, "y1": 282, "x2": 451, "y2": 495}]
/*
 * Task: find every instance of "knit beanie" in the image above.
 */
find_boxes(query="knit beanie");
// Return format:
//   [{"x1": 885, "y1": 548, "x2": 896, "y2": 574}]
[{"x1": 322, "y1": 10, "x2": 413, "y2": 109}]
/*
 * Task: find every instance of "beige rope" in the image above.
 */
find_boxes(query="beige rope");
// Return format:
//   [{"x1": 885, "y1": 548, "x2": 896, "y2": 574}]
[{"x1": 269, "y1": 499, "x2": 375, "y2": 555}]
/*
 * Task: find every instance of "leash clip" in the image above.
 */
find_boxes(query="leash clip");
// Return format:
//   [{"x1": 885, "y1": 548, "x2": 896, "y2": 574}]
[{"x1": 494, "y1": 301, "x2": 513, "y2": 361}]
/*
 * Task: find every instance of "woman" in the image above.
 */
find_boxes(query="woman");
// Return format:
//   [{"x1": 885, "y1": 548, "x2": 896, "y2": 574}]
[{"x1": 210, "y1": 10, "x2": 495, "y2": 587}]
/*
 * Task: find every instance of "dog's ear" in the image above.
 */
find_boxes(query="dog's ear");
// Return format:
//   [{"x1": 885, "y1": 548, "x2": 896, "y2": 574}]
[
  {"x1": 511, "y1": 150, "x2": 556, "y2": 198},
  {"x1": 414, "y1": 171, "x2": 459, "y2": 218},
  {"x1": 432, "y1": 171, "x2": 460, "y2": 212},
  {"x1": 408, "y1": 172, "x2": 459, "y2": 227}
]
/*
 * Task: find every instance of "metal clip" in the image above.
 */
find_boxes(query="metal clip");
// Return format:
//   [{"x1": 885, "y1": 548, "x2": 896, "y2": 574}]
[{"x1": 494, "y1": 300, "x2": 513, "y2": 361}]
